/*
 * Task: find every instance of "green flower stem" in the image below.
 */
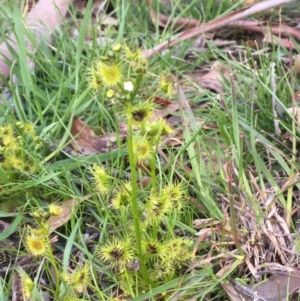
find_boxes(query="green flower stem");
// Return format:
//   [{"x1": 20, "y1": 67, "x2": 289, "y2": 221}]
[
  {"x1": 127, "y1": 73, "x2": 151, "y2": 283},
  {"x1": 150, "y1": 155, "x2": 156, "y2": 191},
  {"x1": 130, "y1": 74, "x2": 143, "y2": 101},
  {"x1": 152, "y1": 222, "x2": 159, "y2": 240},
  {"x1": 127, "y1": 127, "x2": 150, "y2": 283},
  {"x1": 46, "y1": 238, "x2": 61, "y2": 295}
]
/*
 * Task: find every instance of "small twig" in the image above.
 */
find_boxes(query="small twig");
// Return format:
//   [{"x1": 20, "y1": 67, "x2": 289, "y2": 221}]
[
  {"x1": 144, "y1": 0, "x2": 293, "y2": 57},
  {"x1": 231, "y1": 279, "x2": 269, "y2": 301},
  {"x1": 0, "y1": 260, "x2": 41, "y2": 275},
  {"x1": 0, "y1": 254, "x2": 34, "y2": 274}
]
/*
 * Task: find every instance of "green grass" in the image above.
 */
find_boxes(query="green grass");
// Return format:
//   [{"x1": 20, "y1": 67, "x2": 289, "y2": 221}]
[{"x1": 0, "y1": 0, "x2": 299, "y2": 300}]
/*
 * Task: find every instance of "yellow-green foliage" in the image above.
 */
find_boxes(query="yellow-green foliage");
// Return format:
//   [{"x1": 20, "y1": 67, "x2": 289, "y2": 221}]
[{"x1": 0, "y1": 122, "x2": 41, "y2": 182}]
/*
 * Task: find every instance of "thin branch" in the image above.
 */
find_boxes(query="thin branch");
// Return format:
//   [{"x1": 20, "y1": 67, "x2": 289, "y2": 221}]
[{"x1": 144, "y1": 0, "x2": 293, "y2": 58}]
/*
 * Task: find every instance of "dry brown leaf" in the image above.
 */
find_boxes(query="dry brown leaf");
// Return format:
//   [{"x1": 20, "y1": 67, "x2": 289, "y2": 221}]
[
  {"x1": 187, "y1": 61, "x2": 230, "y2": 93},
  {"x1": 69, "y1": 117, "x2": 126, "y2": 155},
  {"x1": 245, "y1": 257, "x2": 259, "y2": 278},
  {"x1": 222, "y1": 283, "x2": 244, "y2": 301},
  {"x1": 250, "y1": 268, "x2": 300, "y2": 301},
  {"x1": 69, "y1": 108, "x2": 180, "y2": 156},
  {"x1": 152, "y1": 95, "x2": 172, "y2": 107},
  {"x1": 151, "y1": 102, "x2": 180, "y2": 120},
  {"x1": 48, "y1": 195, "x2": 91, "y2": 233},
  {"x1": 226, "y1": 277, "x2": 297, "y2": 301},
  {"x1": 11, "y1": 271, "x2": 20, "y2": 301}
]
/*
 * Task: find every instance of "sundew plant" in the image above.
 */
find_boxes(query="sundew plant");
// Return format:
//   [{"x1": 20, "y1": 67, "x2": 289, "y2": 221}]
[
  {"x1": 87, "y1": 45, "x2": 195, "y2": 297},
  {"x1": 1, "y1": 0, "x2": 300, "y2": 300},
  {"x1": 1, "y1": 45, "x2": 197, "y2": 301}
]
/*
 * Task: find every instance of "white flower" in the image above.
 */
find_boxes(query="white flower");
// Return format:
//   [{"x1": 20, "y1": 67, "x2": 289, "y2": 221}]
[{"x1": 124, "y1": 81, "x2": 134, "y2": 92}]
